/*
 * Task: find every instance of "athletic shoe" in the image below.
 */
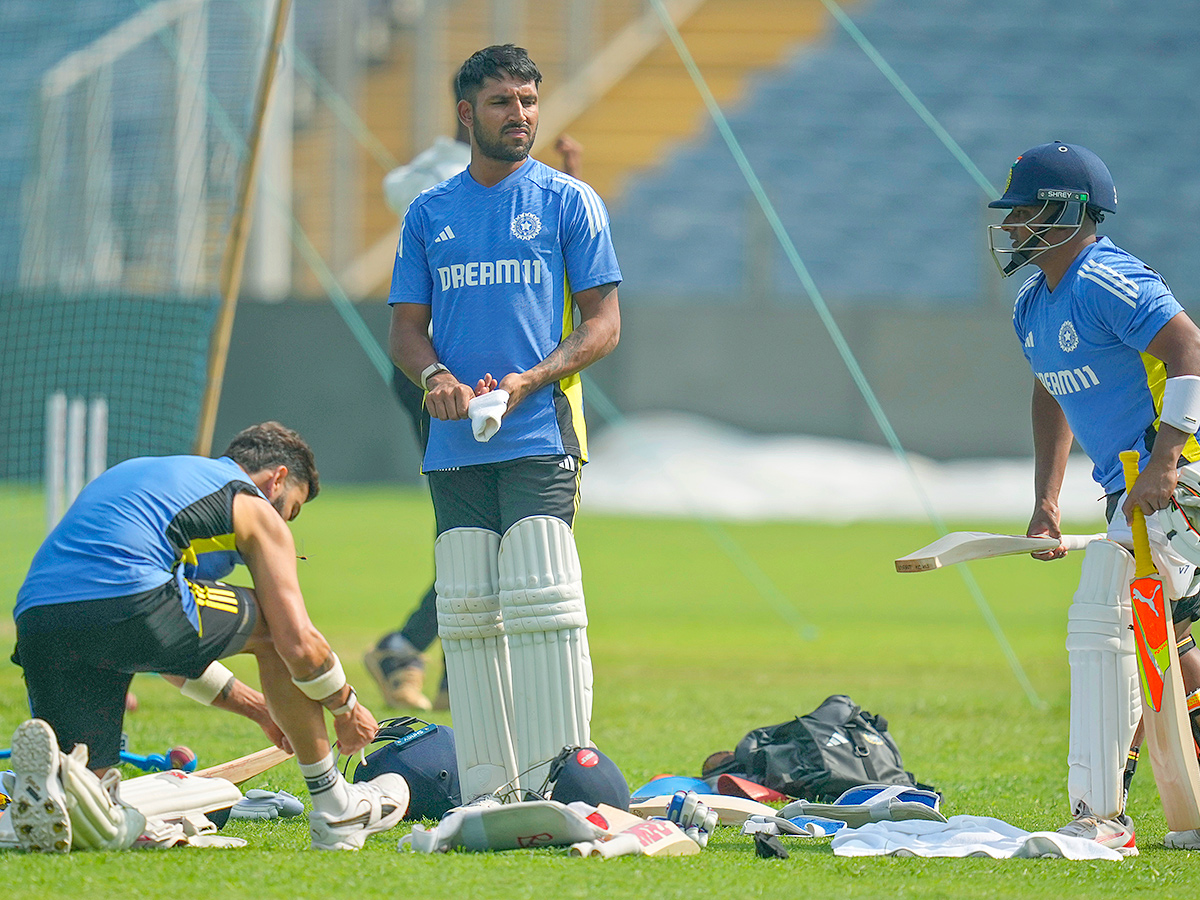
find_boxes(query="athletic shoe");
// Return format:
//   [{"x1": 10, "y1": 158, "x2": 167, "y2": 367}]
[
  {"x1": 1056, "y1": 811, "x2": 1138, "y2": 857},
  {"x1": 1165, "y1": 828, "x2": 1200, "y2": 850},
  {"x1": 309, "y1": 773, "x2": 409, "y2": 850},
  {"x1": 10, "y1": 719, "x2": 71, "y2": 853},
  {"x1": 364, "y1": 648, "x2": 432, "y2": 710}
]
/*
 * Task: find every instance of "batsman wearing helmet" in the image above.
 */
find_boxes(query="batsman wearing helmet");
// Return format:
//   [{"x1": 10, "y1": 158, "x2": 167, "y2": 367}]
[
  {"x1": 989, "y1": 141, "x2": 1200, "y2": 854},
  {"x1": 388, "y1": 45, "x2": 621, "y2": 803}
]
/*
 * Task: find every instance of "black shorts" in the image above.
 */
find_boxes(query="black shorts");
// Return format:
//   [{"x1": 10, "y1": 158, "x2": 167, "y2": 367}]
[
  {"x1": 427, "y1": 454, "x2": 582, "y2": 535},
  {"x1": 12, "y1": 578, "x2": 257, "y2": 768}
]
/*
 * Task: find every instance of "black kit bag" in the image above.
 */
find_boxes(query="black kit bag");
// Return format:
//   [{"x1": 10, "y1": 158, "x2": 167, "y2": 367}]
[{"x1": 708, "y1": 694, "x2": 930, "y2": 801}]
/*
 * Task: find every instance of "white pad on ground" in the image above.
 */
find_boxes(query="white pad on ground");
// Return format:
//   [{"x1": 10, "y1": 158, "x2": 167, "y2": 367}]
[
  {"x1": 498, "y1": 516, "x2": 592, "y2": 789},
  {"x1": 1066, "y1": 539, "x2": 1140, "y2": 819},
  {"x1": 119, "y1": 770, "x2": 242, "y2": 820},
  {"x1": 59, "y1": 745, "x2": 145, "y2": 851},
  {"x1": 401, "y1": 799, "x2": 607, "y2": 853},
  {"x1": 435, "y1": 527, "x2": 517, "y2": 800}
]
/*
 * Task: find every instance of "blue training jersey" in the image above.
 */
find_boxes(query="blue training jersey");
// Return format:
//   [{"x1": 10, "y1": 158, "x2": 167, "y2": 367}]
[
  {"x1": 14, "y1": 455, "x2": 262, "y2": 630},
  {"x1": 1013, "y1": 237, "x2": 1200, "y2": 493},
  {"x1": 388, "y1": 157, "x2": 622, "y2": 471}
]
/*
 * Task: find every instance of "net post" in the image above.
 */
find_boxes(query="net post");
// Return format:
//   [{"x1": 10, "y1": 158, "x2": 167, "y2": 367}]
[
  {"x1": 45, "y1": 392, "x2": 67, "y2": 532},
  {"x1": 66, "y1": 397, "x2": 87, "y2": 507},
  {"x1": 87, "y1": 396, "x2": 108, "y2": 483}
]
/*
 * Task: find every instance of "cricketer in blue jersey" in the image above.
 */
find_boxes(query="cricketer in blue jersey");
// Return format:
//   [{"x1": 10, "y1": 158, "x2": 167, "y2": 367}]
[
  {"x1": 1012, "y1": 236, "x2": 1200, "y2": 496},
  {"x1": 366, "y1": 117, "x2": 583, "y2": 713},
  {"x1": 388, "y1": 139, "x2": 620, "y2": 471},
  {"x1": 386, "y1": 45, "x2": 621, "y2": 801},
  {"x1": 10, "y1": 423, "x2": 410, "y2": 852},
  {"x1": 989, "y1": 142, "x2": 1200, "y2": 851},
  {"x1": 988, "y1": 142, "x2": 1200, "y2": 562}
]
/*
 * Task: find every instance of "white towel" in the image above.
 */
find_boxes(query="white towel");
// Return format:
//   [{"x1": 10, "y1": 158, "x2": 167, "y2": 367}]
[
  {"x1": 830, "y1": 815, "x2": 1124, "y2": 860},
  {"x1": 468, "y1": 390, "x2": 509, "y2": 442}
]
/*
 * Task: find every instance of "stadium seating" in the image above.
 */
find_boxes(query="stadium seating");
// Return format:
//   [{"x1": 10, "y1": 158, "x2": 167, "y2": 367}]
[{"x1": 609, "y1": 0, "x2": 1200, "y2": 305}]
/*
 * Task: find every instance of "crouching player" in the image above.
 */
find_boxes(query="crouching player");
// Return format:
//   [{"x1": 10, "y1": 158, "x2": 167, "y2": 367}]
[{"x1": 9, "y1": 422, "x2": 408, "y2": 851}]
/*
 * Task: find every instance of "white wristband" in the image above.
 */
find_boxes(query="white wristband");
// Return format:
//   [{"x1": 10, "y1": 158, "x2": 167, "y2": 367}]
[
  {"x1": 420, "y1": 362, "x2": 450, "y2": 390},
  {"x1": 181, "y1": 661, "x2": 236, "y2": 706},
  {"x1": 328, "y1": 687, "x2": 358, "y2": 718},
  {"x1": 1161, "y1": 375, "x2": 1200, "y2": 434},
  {"x1": 291, "y1": 653, "x2": 347, "y2": 702}
]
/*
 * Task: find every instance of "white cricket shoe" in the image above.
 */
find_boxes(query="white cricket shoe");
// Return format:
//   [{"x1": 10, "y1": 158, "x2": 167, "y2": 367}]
[
  {"x1": 10, "y1": 719, "x2": 71, "y2": 853},
  {"x1": 1056, "y1": 811, "x2": 1138, "y2": 857},
  {"x1": 309, "y1": 774, "x2": 409, "y2": 850}
]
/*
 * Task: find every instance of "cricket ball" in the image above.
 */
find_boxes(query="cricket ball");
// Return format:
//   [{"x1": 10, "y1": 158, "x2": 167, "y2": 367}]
[{"x1": 169, "y1": 746, "x2": 197, "y2": 771}]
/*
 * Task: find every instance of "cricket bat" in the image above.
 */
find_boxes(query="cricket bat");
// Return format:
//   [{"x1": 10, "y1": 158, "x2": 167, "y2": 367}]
[
  {"x1": 192, "y1": 745, "x2": 292, "y2": 785},
  {"x1": 1120, "y1": 449, "x2": 1200, "y2": 832},
  {"x1": 894, "y1": 531, "x2": 1105, "y2": 573},
  {"x1": 573, "y1": 815, "x2": 700, "y2": 858}
]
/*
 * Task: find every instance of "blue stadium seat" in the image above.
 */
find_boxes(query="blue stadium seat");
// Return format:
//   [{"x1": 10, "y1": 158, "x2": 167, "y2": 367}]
[{"x1": 610, "y1": 0, "x2": 1200, "y2": 305}]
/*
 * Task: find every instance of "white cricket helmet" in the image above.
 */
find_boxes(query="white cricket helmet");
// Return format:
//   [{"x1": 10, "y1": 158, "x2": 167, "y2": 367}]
[{"x1": 1162, "y1": 465, "x2": 1200, "y2": 566}]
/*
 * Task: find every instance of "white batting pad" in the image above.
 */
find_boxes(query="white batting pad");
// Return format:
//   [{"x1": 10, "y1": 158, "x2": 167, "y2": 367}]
[
  {"x1": 60, "y1": 746, "x2": 145, "y2": 851},
  {"x1": 1066, "y1": 539, "x2": 1140, "y2": 819},
  {"x1": 435, "y1": 527, "x2": 517, "y2": 800},
  {"x1": 119, "y1": 771, "x2": 241, "y2": 820},
  {"x1": 498, "y1": 516, "x2": 592, "y2": 789}
]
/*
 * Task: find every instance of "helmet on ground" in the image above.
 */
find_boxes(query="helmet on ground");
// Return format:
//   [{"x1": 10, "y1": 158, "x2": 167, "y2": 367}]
[
  {"x1": 1162, "y1": 465, "x2": 1200, "y2": 567},
  {"x1": 543, "y1": 746, "x2": 631, "y2": 811},
  {"x1": 987, "y1": 141, "x2": 1117, "y2": 276},
  {"x1": 352, "y1": 717, "x2": 460, "y2": 820}
]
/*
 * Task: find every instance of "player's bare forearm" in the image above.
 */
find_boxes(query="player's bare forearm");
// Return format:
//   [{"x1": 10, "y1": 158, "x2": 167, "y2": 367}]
[
  {"x1": 1029, "y1": 379, "x2": 1074, "y2": 558},
  {"x1": 389, "y1": 302, "x2": 476, "y2": 417},
  {"x1": 233, "y1": 493, "x2": 330, "y2": 674},
  {"x1": 1124, "y1": 423, "x2": 1190, "y2": 520},
  {"x1": 213, "y1": 679, "x2": 292, "y2": 752},
  {"x1": 388, "y1": 302, "x2": 438, "y2": 386},
  {"x1": 502, "y1": 283, "x2": 619, "y2": 408}
]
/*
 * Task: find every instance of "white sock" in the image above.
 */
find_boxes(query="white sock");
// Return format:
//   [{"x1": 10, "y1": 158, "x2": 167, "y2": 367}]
[{"x1": 298, "y1": 752, "x2": 351, "y2": 815}]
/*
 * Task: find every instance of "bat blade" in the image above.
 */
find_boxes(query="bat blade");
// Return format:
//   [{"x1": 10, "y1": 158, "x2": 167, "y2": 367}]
[
  {"x1": 895, "y1": 531, "x2": 1104, "y2": 572},
  {"x1": 192, "y1": 746, "x2": 291, "y2": 785},
  {"x1": 1130, "y1": 571, "x2": 1169, "y2": 712},
  {"x1": 593, "y1": 803, "x2": 643, "y2": 833},
  {"x1": 1120, "y1": 449, "x2": 1200, "y2": 832},
  {"x1": 606, "y1": 817, "x2": 699, "y2": 857}
]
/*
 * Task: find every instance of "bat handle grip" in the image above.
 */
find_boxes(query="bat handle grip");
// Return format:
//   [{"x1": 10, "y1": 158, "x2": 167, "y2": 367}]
[
  {"x1": 1119, "y1": 449, "x2": 1155, "y2": 575},
  {"x1": 1059, "y1": 533, "x2": 1104, "y2": 552}
]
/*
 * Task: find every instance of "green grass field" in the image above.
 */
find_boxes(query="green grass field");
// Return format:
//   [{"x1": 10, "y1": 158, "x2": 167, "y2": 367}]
[{"x1": 2, "y1": 484, "x2": 1198, "y2": 898}]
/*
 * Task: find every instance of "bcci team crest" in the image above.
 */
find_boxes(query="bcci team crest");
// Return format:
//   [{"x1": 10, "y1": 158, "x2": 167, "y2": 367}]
[
  {"x1": 1004, "y1": 156, "x2": 1020, "y2": 193},
  {"x1": 511, "y1": 212, "x2": 541, "y2": 241},
  {"x1": 1059, "y1": 320, "x2": 1079, "y2": 352}
]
